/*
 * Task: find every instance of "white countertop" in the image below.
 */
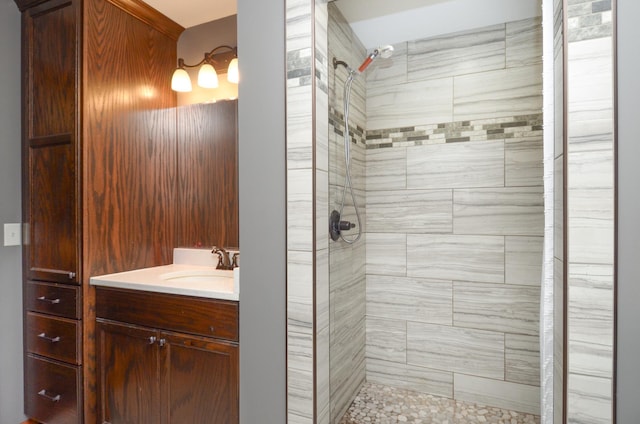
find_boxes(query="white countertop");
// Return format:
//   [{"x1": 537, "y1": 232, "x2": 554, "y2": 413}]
[{"x1": 90, "y1": 248, "x2": 239, "y2": 300}]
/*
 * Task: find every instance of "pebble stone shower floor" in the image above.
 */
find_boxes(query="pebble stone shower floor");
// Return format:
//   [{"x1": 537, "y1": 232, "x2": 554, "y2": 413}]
[{"x1": 338, "y1": 383, "x2": 541, "y2": 424}]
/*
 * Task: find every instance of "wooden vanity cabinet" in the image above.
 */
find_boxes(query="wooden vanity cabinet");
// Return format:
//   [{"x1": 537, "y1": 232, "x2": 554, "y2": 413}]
[
  {"x1": 96, "y1": 287, "x2": 239, "y2": 424},
  {"x1": 15, "y1": 0, "x2": 183, "y2": 421}
]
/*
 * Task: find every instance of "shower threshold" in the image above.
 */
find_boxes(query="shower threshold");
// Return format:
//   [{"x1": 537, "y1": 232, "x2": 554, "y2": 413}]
[{"x1": 338, "y1": 382, "x2": 540, "y2": 424}]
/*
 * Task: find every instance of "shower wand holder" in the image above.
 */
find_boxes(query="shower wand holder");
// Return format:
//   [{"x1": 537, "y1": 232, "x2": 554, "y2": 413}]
[{"x1": 330, "y1": 210, "x2": 355, "y2": 241}]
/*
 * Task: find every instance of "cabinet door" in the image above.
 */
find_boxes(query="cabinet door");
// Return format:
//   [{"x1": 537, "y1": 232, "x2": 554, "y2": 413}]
[
  {"x1": 23, "y1": 0, "x2": 80, "y2": 284},
  {"x1": 161, "y1": 332, "x2": 239, "y2": 424},
  {"x1": 96, "y1": 320, "x2": 161, "y2": 424}
]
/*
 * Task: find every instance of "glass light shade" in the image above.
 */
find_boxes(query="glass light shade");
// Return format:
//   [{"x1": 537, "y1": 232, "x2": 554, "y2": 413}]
[
  {"x1": 171, "y1": 68, "x2": 192, "y2": 92},
  {"x1": 227, "y1": 58, "x2": 239, "y2": 84},
  {"x1": 198, "y1": 63, "x2": 219, "y2": 88}
]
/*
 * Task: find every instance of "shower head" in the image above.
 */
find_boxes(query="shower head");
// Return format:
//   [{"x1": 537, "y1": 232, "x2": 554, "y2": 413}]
[{"x1": 358, "y1": 45, "x2": 394, "y2": 73}]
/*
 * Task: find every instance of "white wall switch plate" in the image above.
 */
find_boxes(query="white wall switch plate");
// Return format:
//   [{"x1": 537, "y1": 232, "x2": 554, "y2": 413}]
[{"x1": 3, "y1": 223, "x2": 21, "y2": 246}]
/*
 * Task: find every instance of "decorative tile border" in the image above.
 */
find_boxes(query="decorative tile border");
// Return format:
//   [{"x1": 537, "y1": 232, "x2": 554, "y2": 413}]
[
  {"x1": 329, "y1": 105, "x2": 366, "y2": 145},
  {"x1": 567, "y1": 0, "x2": 612, "y2": 42},
  {"x1": 364, "y1": 113, "x2": 543, "y2": 149}
]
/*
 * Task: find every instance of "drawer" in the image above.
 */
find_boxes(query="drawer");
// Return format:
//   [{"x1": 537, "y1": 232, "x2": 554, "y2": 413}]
[
  {"x1": 96, "y1": 287, "x2": 239, "y2": 341},
  {"x1": 25, "y1": 354, "x2": 81, "y2": 424},
  {"x1": 26, "y1": 281, "x2": 81, "y2": 319},
  {"x1": 26, "y1": 312, "x2": 81, "y2": 364}
]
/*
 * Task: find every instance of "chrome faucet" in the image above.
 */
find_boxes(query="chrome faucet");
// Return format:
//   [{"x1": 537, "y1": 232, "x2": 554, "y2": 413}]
[{"x1": 211, "y1": 246, "x2": 237, "y2": 270}]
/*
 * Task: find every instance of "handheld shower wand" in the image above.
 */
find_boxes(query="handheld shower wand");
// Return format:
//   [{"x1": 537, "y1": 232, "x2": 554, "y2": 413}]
[
  {"x1": 357, "y1": 45, "x2": 395, "y2": 73},
  {"x1": 330, "y1": 45, "x2": 395, "y2": 244}
]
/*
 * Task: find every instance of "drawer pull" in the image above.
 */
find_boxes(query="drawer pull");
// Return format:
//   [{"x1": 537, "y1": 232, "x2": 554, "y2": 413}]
[
  {"x1": 37, "y1": 296, "x2": 61, "y2": 305},
  {"x1": 69, "y1": 272, "x2": 76, "y2": 279},
  {"x1": 37, "y1": 389, "x2": 61, "y2": 402},
  {"x1": 37, "y1": 333, "x2": 61, "y2": 343},
  {"x1": 158, "y1": 338, "x2": 166, "y2": 347},
  {"x1": 148, "y1": 336, "x2": 157, "y2": 344}
]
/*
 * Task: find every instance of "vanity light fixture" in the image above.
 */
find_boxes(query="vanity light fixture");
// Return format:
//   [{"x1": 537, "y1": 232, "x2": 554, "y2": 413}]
[{"x1": 171, "y1": 45, "x2": 238, "y2": 92}]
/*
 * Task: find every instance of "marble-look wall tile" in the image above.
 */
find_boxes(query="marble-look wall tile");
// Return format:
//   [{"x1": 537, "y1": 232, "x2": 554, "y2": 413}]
[
  {"x1": 288, "y1": 325, "x2": 314, "y2": 372},
  {"x1": 407, "y1": 322, "x2": 505, "y2": 379},
  {"x1": 506, "y1": 17, "x2": 543, "y2": 68},
  {"x1": 367, "y1": 233, "x2": 406, "y2": 276},
  {"x1": 505, "y1": 136, "x2": 543, "y2": 187},
  {"x1": 366, "y1": 358, "x2": 453, "y2": 398},
  {"x1": 408, "y1": 24, "x2": 505, "y2": 81},
  {"x1": 330, "y1": 315, "x2": 366, "y2": 422},
  {"x1": 554, "y1": 39, "x2": 564, "y2": 159},
  {"x1": 287, "y1": 169, "x2": 313, "y2": 251},
  {"x1": 286, "y1": 0, "x2": 312, "y2": 52},
  {"x1": 315, "y1": 88, "x2": 329, "y2": 173},
  {"x1": 453, "y1": 66, "x2": 543, "y2": 122},
  {"x1": 505, "y1": 236, "x2": 543, "y2": 286},
  {"x1": 567, "y1": 37, "x2": 613, "y2": 125},
  {"x1": 288, "y1": 366, "x2": 314, "y2": 424},
  {"x1": 407, "y1": 140, "x2": 505, "y2": 189},
  {"x1": 365, "y1": 317, "x2": 406, "y2": 362},
  {"x1": 288, "y1": 250, "x2": 314, "y2": 326},
  {"x1": 568, "y1": 263, "x2": 614, "y2": 347},
  {"x1": 567, "y1": 138, "x2": 613, "y2": 191},
  {"x1": 554, "y1": 258, "x2": 564, "y2": 424},
  {"x1": 554, "y1": 156, "x2": 564, "y2": 260},
  {"x1": 367, "y1": 77, "x2": 454, "y2": 131},
  {"x1": 287, "y1": 85, "x2": 314, "y2": 170},
  {"x1": 366, "y1": 275, "x2": 452, "y2": 325},
  {"x1": 316, "y1": 324, "x2": 330, "y2": 424},
  {"x1": 407, "y1": 234, "x2": 504, "y2": 283},
  {"x1": 568, "y1": 339, "x2": 612, "y2": 379},
  {"x1": 505, "y1": 333, "x2": 541, "y2": 386},
  {"x1": 366, "y1": 42, "x2": 408, "y2": 89},
  {"x1": 316, "y1": 246, "x2": 329, "y2": 330},
  {"x1": 453, "y1": 282, "x2": 540, "y2": 336},
  {"x1": 366, "y1": 147, "x2": 406, "y2": 191},
  {"x1": 367, "y1": 189, "x2": 452, "y2": 234},
  {"x1": 453, "y1": 187, "x2": 544, "y2": 236},
  {"x1": 567, "y1": 374, "x2": 612, "y2": 424},
  {"x1": 454, "y1": 374, "x2": 541, "y2": 415},
  {"x1": 316, "y1": 170, "x2": 329, "y2": 252},
  {"x1": 567, "y1": 187, "x2": 614, "y2": 265}
]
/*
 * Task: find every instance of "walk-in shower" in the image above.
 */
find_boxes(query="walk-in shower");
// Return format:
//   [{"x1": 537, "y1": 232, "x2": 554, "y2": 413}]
[{"x1": 329, "y1": 45, "x2": 394, "y2": 244}]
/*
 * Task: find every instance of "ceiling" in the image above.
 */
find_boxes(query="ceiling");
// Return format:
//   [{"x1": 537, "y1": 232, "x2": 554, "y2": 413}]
[
  {"x1": 141, "y1": 0, "x2": 452, "y2": 29},
  {"x1": 141, "y1": 0, "x2": 540, "y2": 47},
  {"x1": 143, "y1": 0, "x2": 236, "y2": 28},
  {"x1": 333, "y1": 0, "x2": 453, "y2": 23}
]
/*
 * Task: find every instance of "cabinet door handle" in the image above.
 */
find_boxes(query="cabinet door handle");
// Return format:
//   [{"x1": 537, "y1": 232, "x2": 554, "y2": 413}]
[
  {"x1": 148, "y1": 336, "x2": 157, "y2": 344},
  {"x1": 37, "y1": 333, "x2": 61, "y2": 343},
  {"x1": 158, "y1": 338, "x2": 166, "y2": 347},
  {"x1": 37, "y1": 296, "x2": 61, "y2": 305},
  {"x1": 37, "y1": 389, "x2": 61, "y2": 402},
  {"x1": 68, "y1": 272, "x2": 76, "y2": 279}
]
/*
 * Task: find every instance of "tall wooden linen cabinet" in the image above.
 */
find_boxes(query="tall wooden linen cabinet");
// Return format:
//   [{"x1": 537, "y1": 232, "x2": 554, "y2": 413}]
[{"x1": 14, "y1": 0, "x2": 183, "y2": 422}]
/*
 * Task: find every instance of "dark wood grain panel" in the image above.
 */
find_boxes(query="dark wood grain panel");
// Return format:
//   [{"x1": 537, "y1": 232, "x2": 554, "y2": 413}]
[
  {"x1": 25, "y1": 354, "x2": 80, "y2": 424},
  {"x1": 27, "y1": 0, "x2": 76, "y2": 138},
  {"x1": 26, "y1": 312, "x2": 81, "y2": 364},
  {"x1": 161, "y1": 332, "x2": 239, "y2": 424},
  {"x1": 95, "y1": 287, "x2": 239, "y2": 341},
  {"x1": 96, "y1": 320, "x2": 161, "y2": 424},
  {"x1": 26, "y1": 281, "x2": 81, "y2": 319},
  {"x1": 177, "y1": 100, "x2": 239, "y2": 249},
  {"x1": 83, "y1": 0, "x2": 177, "y2": 280},
  {"x1": 82, "y1": 1, "x2": 180, "y2": 421},
  {"x1": 106, "y1": 0, "x2": 184, "y2": 40},
  {"x1": 28, "y1": 139, "x2": 78, "y2": 284}
]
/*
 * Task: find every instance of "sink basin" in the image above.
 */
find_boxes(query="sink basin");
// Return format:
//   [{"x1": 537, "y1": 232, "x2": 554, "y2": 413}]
[
  {"x1": 90, "y1": 249, "x2": 240, "y2": 300},
  {"x1": 160, "y1": 269, "x2": 233, "y2": 285}
]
